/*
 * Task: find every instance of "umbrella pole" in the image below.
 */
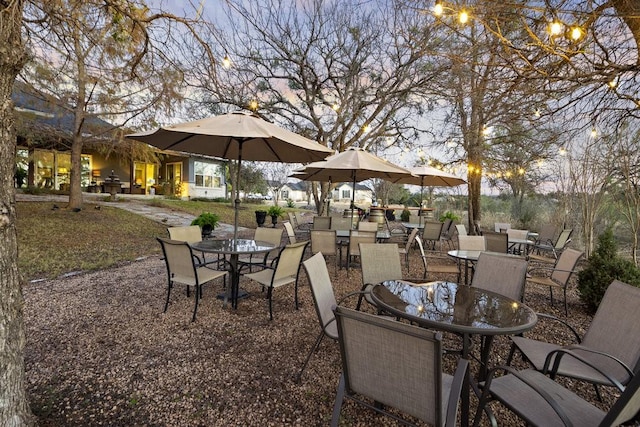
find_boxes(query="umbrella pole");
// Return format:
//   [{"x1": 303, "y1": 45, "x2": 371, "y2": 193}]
[
  {"x1": 420, "y1": 176, "x2": 424, "y2": 226},
  {"x1": 351, "y1": 174, "x2": 356, "y2": 229},
  {"x1": 234, "y1": 141, "x2": 243, "y2": 242}
]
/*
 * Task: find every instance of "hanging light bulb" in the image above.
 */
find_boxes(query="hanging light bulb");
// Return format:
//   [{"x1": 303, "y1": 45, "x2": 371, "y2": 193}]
[
  {"x1": 549, "y1": 21, "x2": 563, "y2": 36},
  {"x1": 332, "y1": 103, "x2": 340, "y2": 111},
  {"x1": 590, "y1": 127, "x2": 598, "y2": 138},
  {"x1": 249, "y1": 99, "x2": 258, "y2": 111},
  {"x1": 222, "y1": 54, "x2": 231, "y2": 69},
  {"x1": 518, "y1": 167, "x2": 525, "y2": 175},
  {"x1": 433, "y1": 0, "x2": 443, "y2": 16},
  {"x1": 570, "y1": 26, "x2": 584, "y2": 41},
  {"x1": 459, "y1": 10, "x2": 469, "y2": 24},
  {"x1": 559, "y1": 147, "x2": 567, "y2": 156}
]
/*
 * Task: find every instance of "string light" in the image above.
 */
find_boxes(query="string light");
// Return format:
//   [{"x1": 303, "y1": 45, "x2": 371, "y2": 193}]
[
  {"x1": 590, "y1": 127, "x2": 598, "y2": 138},
  {"x1": 249, "y1": 99, "x2": 258, "y2": 111},
  {"x1": 222, "y1": 54, "x2": 231, "y2": 69},
  {"x1": 559, "y1": 147, "x2": 567, "y2": 156},
  {"x1": 534, "y1": 109, "x2": 541, "y2": 118},
  {"x1": 459, "y1": 10, "x2": 469, "y2": 24},
  {"x1": 608, "y1": 79, "x2": 617, "y2": 89},
  {"x1": 518, "y1": 167, "x2": 525, "y2": 175},
  {"x1": 569, "y1": 26, "x2": 584, "y2": 41},
  {"x1": 433, "y1": 0, "x2": 443, "y2": 16},
  {"x1": 362, "y1": 124, "x2": 370, "y2": 133},
  {"x1": 332, "y1": 103, "x2": 340, "y2": 111},
  {"x1": 549, "y1": 21, "x2": 563, "y2": 36}
]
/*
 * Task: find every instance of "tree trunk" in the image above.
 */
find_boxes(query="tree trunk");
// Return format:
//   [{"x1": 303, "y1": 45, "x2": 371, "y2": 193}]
[{"x1": 0, "y1": 1, "x2": 34, "y2": 425}]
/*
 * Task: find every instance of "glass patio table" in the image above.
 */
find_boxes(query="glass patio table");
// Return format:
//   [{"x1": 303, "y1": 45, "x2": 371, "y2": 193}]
[
  {"x1": 370, "y1": 279, "x2": 537, "y2": 426},
  {"x1": 191, "y1": 239, "x2": 276, "y2": 309}
]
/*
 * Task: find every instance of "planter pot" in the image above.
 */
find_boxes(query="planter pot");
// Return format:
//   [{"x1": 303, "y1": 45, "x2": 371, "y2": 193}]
[
  {"x1": 255, "y1": 210, "x2": 267, "y2": 227},
  {"x1": 271, "y1": 215, "x2": 278, "y2": 227}
]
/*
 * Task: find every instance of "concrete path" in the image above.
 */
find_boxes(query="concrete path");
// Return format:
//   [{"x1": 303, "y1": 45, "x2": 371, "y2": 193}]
[{"x1": 15, "y1": 193, "x2": 244, "y2": 237}]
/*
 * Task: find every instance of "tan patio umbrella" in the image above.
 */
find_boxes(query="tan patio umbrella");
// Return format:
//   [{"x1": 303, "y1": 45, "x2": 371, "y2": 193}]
[
  {"x1": 126, "y1": 111, "x2": 333, "y2": 240},
  {"x1": 292, "y1": 147, "x2": 414, "y2": 218},
  {"x1": 394, "y1": 165, "x2": 466, "y2": 210}
]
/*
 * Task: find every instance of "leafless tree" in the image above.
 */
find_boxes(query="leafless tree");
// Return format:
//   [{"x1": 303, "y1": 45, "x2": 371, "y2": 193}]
[{"x1": 183, "y1": 0, "x2": 444, "y2": 213}]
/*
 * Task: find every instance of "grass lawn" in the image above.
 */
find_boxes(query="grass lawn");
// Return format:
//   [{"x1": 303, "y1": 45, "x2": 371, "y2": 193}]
[
  {"x1": 16, "y1": 202, "x2": 168, "y2": 281},
  {"x1": 16, "y1": 199, "x2": 302, "y2": 282}
]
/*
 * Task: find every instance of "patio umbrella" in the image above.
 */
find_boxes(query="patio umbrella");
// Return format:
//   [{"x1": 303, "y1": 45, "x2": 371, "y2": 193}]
[
  {"x1": 292, "y1": 147, "x2": 414, "y2": 219},
  {"x1": 394, "y1": 165, "x2": 466, "y2": 210},
  {"x1": 126, "y1": 111, "x2": 333, "y2": 240}
]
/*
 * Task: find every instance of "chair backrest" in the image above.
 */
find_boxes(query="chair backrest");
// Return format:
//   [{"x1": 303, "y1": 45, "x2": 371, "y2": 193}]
[
  {"x1": 287, "y1": 212, "x2": 298, "y2": 229},
  {"x1": 295, "y1": 212, "x2": 308, "y2": 228},
  {"x1": 422, "y1": 221, "x2": 444, "y2": 241},
  {"x1": 582, "y1": 280, "x2": 640, "y2": 382},
  {"x1": 334, "y1": 305, "x2": 446, "y2": 425},
  {"x1": 472, "y1": 252, "x2": 528, "y2": 301},
  {"x1": 507, "y1": 228, "x2": 529, "y2": 241},
  {"x1": 409, "y1": 210, "x2": 421, "y2": 224},
  {"x1": 283, "y1": 221, "x2": 297, "y2": 244},
  {"x1": 554, "y1": 229, "x2": 573, "y2": 250},
  {"x1": 440, "y1": 218, "x2": 454, "y2": 238},
  {"x1": 455, "y1": 224, "x2": 467, "y2": 236},
  {"x1": 358, "y1": 221, "x2": 379, "y2": 232},
  {"x1": 495, "y1": 222, "x2": 511, "y2": 233},
  {"x1": 313, "y1": 216, "x2": 332, "y2": 230},
  {"x1": 458, "y1": 235, "x2": 486, "y2": 251},
  {"x1": 254, "y1": 227, "x2": 284, "y2": 247},
  {"x1": 157, "y1": 237, "x2": 198, "y2": 286},
  {"x1": 483, "y1": 231, "x2": 508, "y2": 253},
  {"x1": 415, "y1": 236, "x2": 429, "y2": 279},
  {"x1": 550, "y1": 248, "x2": 583, "y2": 286},
  {"x1": 404, "y1": 227, "x2": 419, "y2": 252},
  {"x1": 167, "y1": 225, "x2": 202, "y2": 244},
  {"x1": 273, "y1": 241, "x2": 308, "y2": 281},
  {"x1": 359, "y1": 243, "x2": 403, "y2": 286},
  {"x1": 302, "y1": 253, "x2": 338, "y2": 339},
  {"x1": 537, "y1": 224, "x2": 558, "y2": 244},
  {"x1": 331, "y1": 217, "x2": 353, "y2": 231},
  {"x1": 310, "y1": 230, "x2": 337, "y2": 256},
  {"x1": 348, "y1": 230, "x2": 376, "y2": 256}
]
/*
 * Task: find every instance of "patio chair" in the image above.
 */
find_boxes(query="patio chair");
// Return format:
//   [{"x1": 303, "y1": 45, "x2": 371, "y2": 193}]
[
  {"x1": 483, "y1": 230, "x2": 509, "y2": 253},
  {"x1": 525, "y1": 248, "x2": 583, "y2": 315},
  {"x1": 357, "y1": 242, "x2": 404, "y2": 310},
  {"x1": 455, "y1": 223, "x2": 467, "y2": 237},
  {"x1": 331, "y1": 306, "x2": 468, "y2": 427},
  {"x1": 283, "y1": 221, "x2": 297, "y2": 244},
  {"x1": 509, "y1": 280, "x2": 640, "y2": 399},
  {"x1": 156, "y1": 237, "x2": 228, "y2": 322},
  {"x1": 238, "y1": 227, "x2": 283, "y2": 273},
  {"x1": 312, "y1": 216, "x2": 331, "y2": 230},
  {"x1": 507, "y1": 228, "x2": 530, "y2": 255},
  {"x1": 310, "y1": 230, "x2": 339, "y2": 275},
  {"x1": 422, "y1": 221, "x2": 444, "y2": 251},
  {"x1": 439, "y1": 218, "x2": 456, "y2": 250},
  {"x1": 416, "y1": 236, "x2": 460, "y2": 282},
  {"x1": 330, "y1": 217, "x2": 352, "y2": 231},
  {"x1": 294, "y1": 211, "x2": 312, "y2": 230},
  {"x1": 494, "y1": 222, "x2": 511, "y2": 233},
  {"x1": 357, "y1": 221, "x2": 378, "y2": 232},
  {"x1": 296, "y1": 252, "x2": 339, "y2": 383},
  {"x1": 473, "y1": 362, "x2": 640, "y2": 427},
  {"x1": 534, "y1": 224, "x2": 558, "y2": 248},
  {"x1": 345, "y1": 230, "x2": 376, "y2": 274},
  {"x1": 458, "y1": 235, "x2": 486, "y2": 251},
  {"x1": 472, "y1": 252, "x2": 528, "y2": 302},
  {"x1": 531, "y1": 228, "x2": 573, "y2": 261},
  {"x1": 244, "y1": 241, "x2": 309, "y2": 320},
  {"x1": 167, "y1": 225, "x2": 220, "y2": 268},
  {"x1": 397, "y1": 227, "x2": 419, "y2": 272}
]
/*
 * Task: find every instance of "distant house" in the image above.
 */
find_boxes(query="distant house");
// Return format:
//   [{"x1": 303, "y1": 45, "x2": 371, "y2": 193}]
[
  {"x1": 332, "y1": 183, "x2": 373, "y2": 204},
  {"x1": 279, "y1": 181, "x2": 309, "y2": 202},
  {"x1": 12, "y1": 81, "x2": 227, "y2": 199}
]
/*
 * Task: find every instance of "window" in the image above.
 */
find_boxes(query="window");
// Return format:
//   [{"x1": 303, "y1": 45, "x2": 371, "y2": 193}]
[
  {"x1": 342, "y1": 189, "x2": 351, "y2": 199},
  {"x1": 281, "y1": 189, "x2": 289, "y2": 199},
  {"x1": 195, "y1": 161, "x2": 222, "y2": 188}
]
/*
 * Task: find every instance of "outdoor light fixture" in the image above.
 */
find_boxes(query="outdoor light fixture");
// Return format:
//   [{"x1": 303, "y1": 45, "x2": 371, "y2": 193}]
[
  {"x1": 222, "y1": 54, "x2": 231, "y2": 68},
  {"x1": 433, "y1": 0, "x2": 443, "y2": 16}
]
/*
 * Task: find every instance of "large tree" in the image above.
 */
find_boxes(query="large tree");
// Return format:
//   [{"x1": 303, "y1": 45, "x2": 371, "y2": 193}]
[
  {"x1": 182, "y1": 0, "x2": 444, "y2": 214},
  {"x1": 1, "y1": 1, "x2": 32, "y2": 425}
]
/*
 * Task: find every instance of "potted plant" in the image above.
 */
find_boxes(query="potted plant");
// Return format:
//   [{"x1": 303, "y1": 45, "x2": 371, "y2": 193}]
[
  {"x1": 267, "y1": 205, "x2": 285, "y2": 227},
  {"x1": 191, "y1": 212, "x2": 220, "y2": 238},
  {"x1": 255, "y1": 209, "x2": 267, "y2": 227}
]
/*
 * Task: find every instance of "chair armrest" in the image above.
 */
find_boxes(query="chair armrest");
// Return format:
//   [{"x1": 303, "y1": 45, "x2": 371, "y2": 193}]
[
  {"x1": 473, "y1": 366, "x2": 573, "y2": 427},
  {"x1": 527, "y1": 266, "x2": 578, "y2": 276},
  {"x1": 543, "y1": 347, "x2": 630, "y2": 391},
  {"x1": 445, "y1": 359, "x2": 469, "y2": 427},
  {"x1": 518, "y1": 312, "x2": 582, "y2": 343}
]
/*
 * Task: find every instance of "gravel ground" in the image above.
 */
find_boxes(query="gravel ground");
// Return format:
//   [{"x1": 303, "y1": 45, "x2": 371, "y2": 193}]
[{"x1": 23, "y1": 237, "x2": 623, "y2": 426}]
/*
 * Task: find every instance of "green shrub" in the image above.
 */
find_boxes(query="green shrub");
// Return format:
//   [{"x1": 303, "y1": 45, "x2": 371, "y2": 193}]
[
  {"x1": 439, "y1": 210, "x2": 460, "y2": 222},
  {"x1": 577, "y1": 228, "x2": 640, "y2": 313},
  {"x1": 191, "y1": 212, "x2": 220, "y2": 230},
  {"x1": 286, "y1": 198, "x2": 295, "y2": 208},
  {"x1": 267, "y1": 205, "x2": 285, "y2": 218},
  {"x1": 400, "y1": 208, "x2": 410, "y2": 222}
]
